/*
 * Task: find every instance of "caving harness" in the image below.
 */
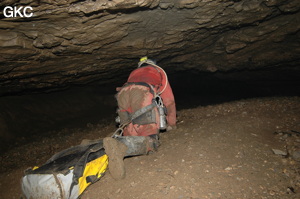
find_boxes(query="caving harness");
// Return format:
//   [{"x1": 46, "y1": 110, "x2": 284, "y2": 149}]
[{"x1": 112, "y1": 57, "x2": 168, "y2": 138}]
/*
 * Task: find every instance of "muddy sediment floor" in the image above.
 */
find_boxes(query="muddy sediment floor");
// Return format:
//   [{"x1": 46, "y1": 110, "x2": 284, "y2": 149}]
[{"x1": 0, "y1": 97, "x2": 300, "y2": 199}]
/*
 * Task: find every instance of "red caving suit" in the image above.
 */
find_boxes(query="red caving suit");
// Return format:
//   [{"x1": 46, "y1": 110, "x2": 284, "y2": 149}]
[{"x1": 116, "y1": 65, "x2": 176, "y2": 136}]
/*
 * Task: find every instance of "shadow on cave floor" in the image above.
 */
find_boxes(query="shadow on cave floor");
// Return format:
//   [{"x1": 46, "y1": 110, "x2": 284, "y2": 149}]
[{"x1": 0, "y1": 67, "x2": 299, "y2": 154}]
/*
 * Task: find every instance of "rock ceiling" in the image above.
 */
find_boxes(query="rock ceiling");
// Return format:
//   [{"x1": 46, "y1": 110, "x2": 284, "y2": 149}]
[{"x1": 0, "y1": 0, "x2": 299, "y2": 95}]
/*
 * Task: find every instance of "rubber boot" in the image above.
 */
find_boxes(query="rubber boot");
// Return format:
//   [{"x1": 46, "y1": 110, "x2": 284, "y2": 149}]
[
  {"x1": 103, "y1": 137, "x2": 128, "y2": 180},
  {"x1": 103, "y1": 135, "x2": 159, "y2": 180}
]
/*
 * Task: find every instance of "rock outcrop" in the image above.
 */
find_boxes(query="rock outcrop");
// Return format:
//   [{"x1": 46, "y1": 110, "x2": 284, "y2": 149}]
[{"x1": 0, "y1": 0, "x2": 299, "y2": 95}]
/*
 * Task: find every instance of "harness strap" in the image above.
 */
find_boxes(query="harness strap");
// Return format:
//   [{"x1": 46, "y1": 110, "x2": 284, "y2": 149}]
[
  {"x1": 112, "y1": 83, "x2": 158, "y2": 137},
  {"x1": 112, "y1": 100, "x2": 157, "y2": 138},
  {"x1": 119, "y1": 82, "x2": 157, "y2": 122},
  {"x1": 130, "y1": 99, "x2": 156, "y2": 121}
]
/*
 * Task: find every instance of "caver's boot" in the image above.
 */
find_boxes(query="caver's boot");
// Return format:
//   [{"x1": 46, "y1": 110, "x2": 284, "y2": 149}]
[
  {"x1": 103, "y1": 135, "x2": 159, "y2": 180},
  {"x1": 103, "y1": 137, "x2": 128, "y2": 180}
]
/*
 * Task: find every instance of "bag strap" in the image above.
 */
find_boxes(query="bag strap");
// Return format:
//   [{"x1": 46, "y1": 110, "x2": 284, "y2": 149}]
[
  {"x1": 69, "y1": 141, "x2": 104, "y2": 197},
  {"x1": 72, "y1": 142, "x2": 104, "y2": 183},
  {"x1": 45, "y1": 144, "x2": 91, "y2": 164}
]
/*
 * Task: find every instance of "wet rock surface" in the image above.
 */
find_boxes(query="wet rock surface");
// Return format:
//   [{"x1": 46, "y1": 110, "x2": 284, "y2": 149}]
[
  {"x1": 0, "y1": 97, "x2": 299, "y2": 198},
  {"x1": 0, "y1": 0, "x2": 299, "y2": 95}
]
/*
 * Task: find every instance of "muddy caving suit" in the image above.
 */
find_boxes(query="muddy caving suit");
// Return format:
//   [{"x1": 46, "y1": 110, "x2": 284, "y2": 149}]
[
  {"x1": 103, "y1": 59, "x2": 176, "y2": 179},
  {"x1": 118, "y1": 64, "x2": 176, "y2": 137}
]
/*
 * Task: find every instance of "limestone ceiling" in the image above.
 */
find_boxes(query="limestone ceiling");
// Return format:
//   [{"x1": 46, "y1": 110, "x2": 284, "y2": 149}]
[{"x1": 0, "y1": 0, "x2": 299, "y2": 95}]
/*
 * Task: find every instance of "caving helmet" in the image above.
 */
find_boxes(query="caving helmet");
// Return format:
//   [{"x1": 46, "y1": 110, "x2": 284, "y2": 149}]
[{"x1": 138, "y1": 56, "x2": 156, "y2": 68}]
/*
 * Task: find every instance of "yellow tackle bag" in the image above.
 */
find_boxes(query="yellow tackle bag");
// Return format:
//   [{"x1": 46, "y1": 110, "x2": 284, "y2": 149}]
[{"x1": 21, "y1": 140, "x2": 108, "y2": 199}]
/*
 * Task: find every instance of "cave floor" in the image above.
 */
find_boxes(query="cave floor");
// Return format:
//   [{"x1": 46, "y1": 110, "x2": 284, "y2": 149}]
[{"x1": 0, "y1": 96, "x2": 300, "y2": 199}]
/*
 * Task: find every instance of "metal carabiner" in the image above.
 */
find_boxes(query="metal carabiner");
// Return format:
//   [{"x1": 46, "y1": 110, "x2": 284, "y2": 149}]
[
  {"x1": 156, "y1": 95, "x2": 164, "y2": 107},
  {"x1": 112, "y1": 127, "x2": 124, "y2": 138}
]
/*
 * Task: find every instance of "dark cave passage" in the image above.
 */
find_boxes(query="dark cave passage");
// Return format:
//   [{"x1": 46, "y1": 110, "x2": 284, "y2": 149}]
[
  {"x1": 170, "y1": 67, "x2": 300, "y2": 109},
  {"x1": 0, "y1": 66, "x2": 299, "y2": 153}
]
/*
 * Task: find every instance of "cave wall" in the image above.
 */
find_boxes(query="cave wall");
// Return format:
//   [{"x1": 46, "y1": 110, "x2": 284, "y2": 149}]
[
  {"x1": 0, "y1": 85, "x2": 116, "y2": 152},
  {"x1": 0, "y1": 0, "x2": 299, "y2": 95}
]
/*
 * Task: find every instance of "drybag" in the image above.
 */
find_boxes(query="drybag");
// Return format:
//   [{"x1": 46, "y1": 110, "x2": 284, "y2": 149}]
[{"x1": 21, "y1": 140, "x2": 108, "y2": 199}]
